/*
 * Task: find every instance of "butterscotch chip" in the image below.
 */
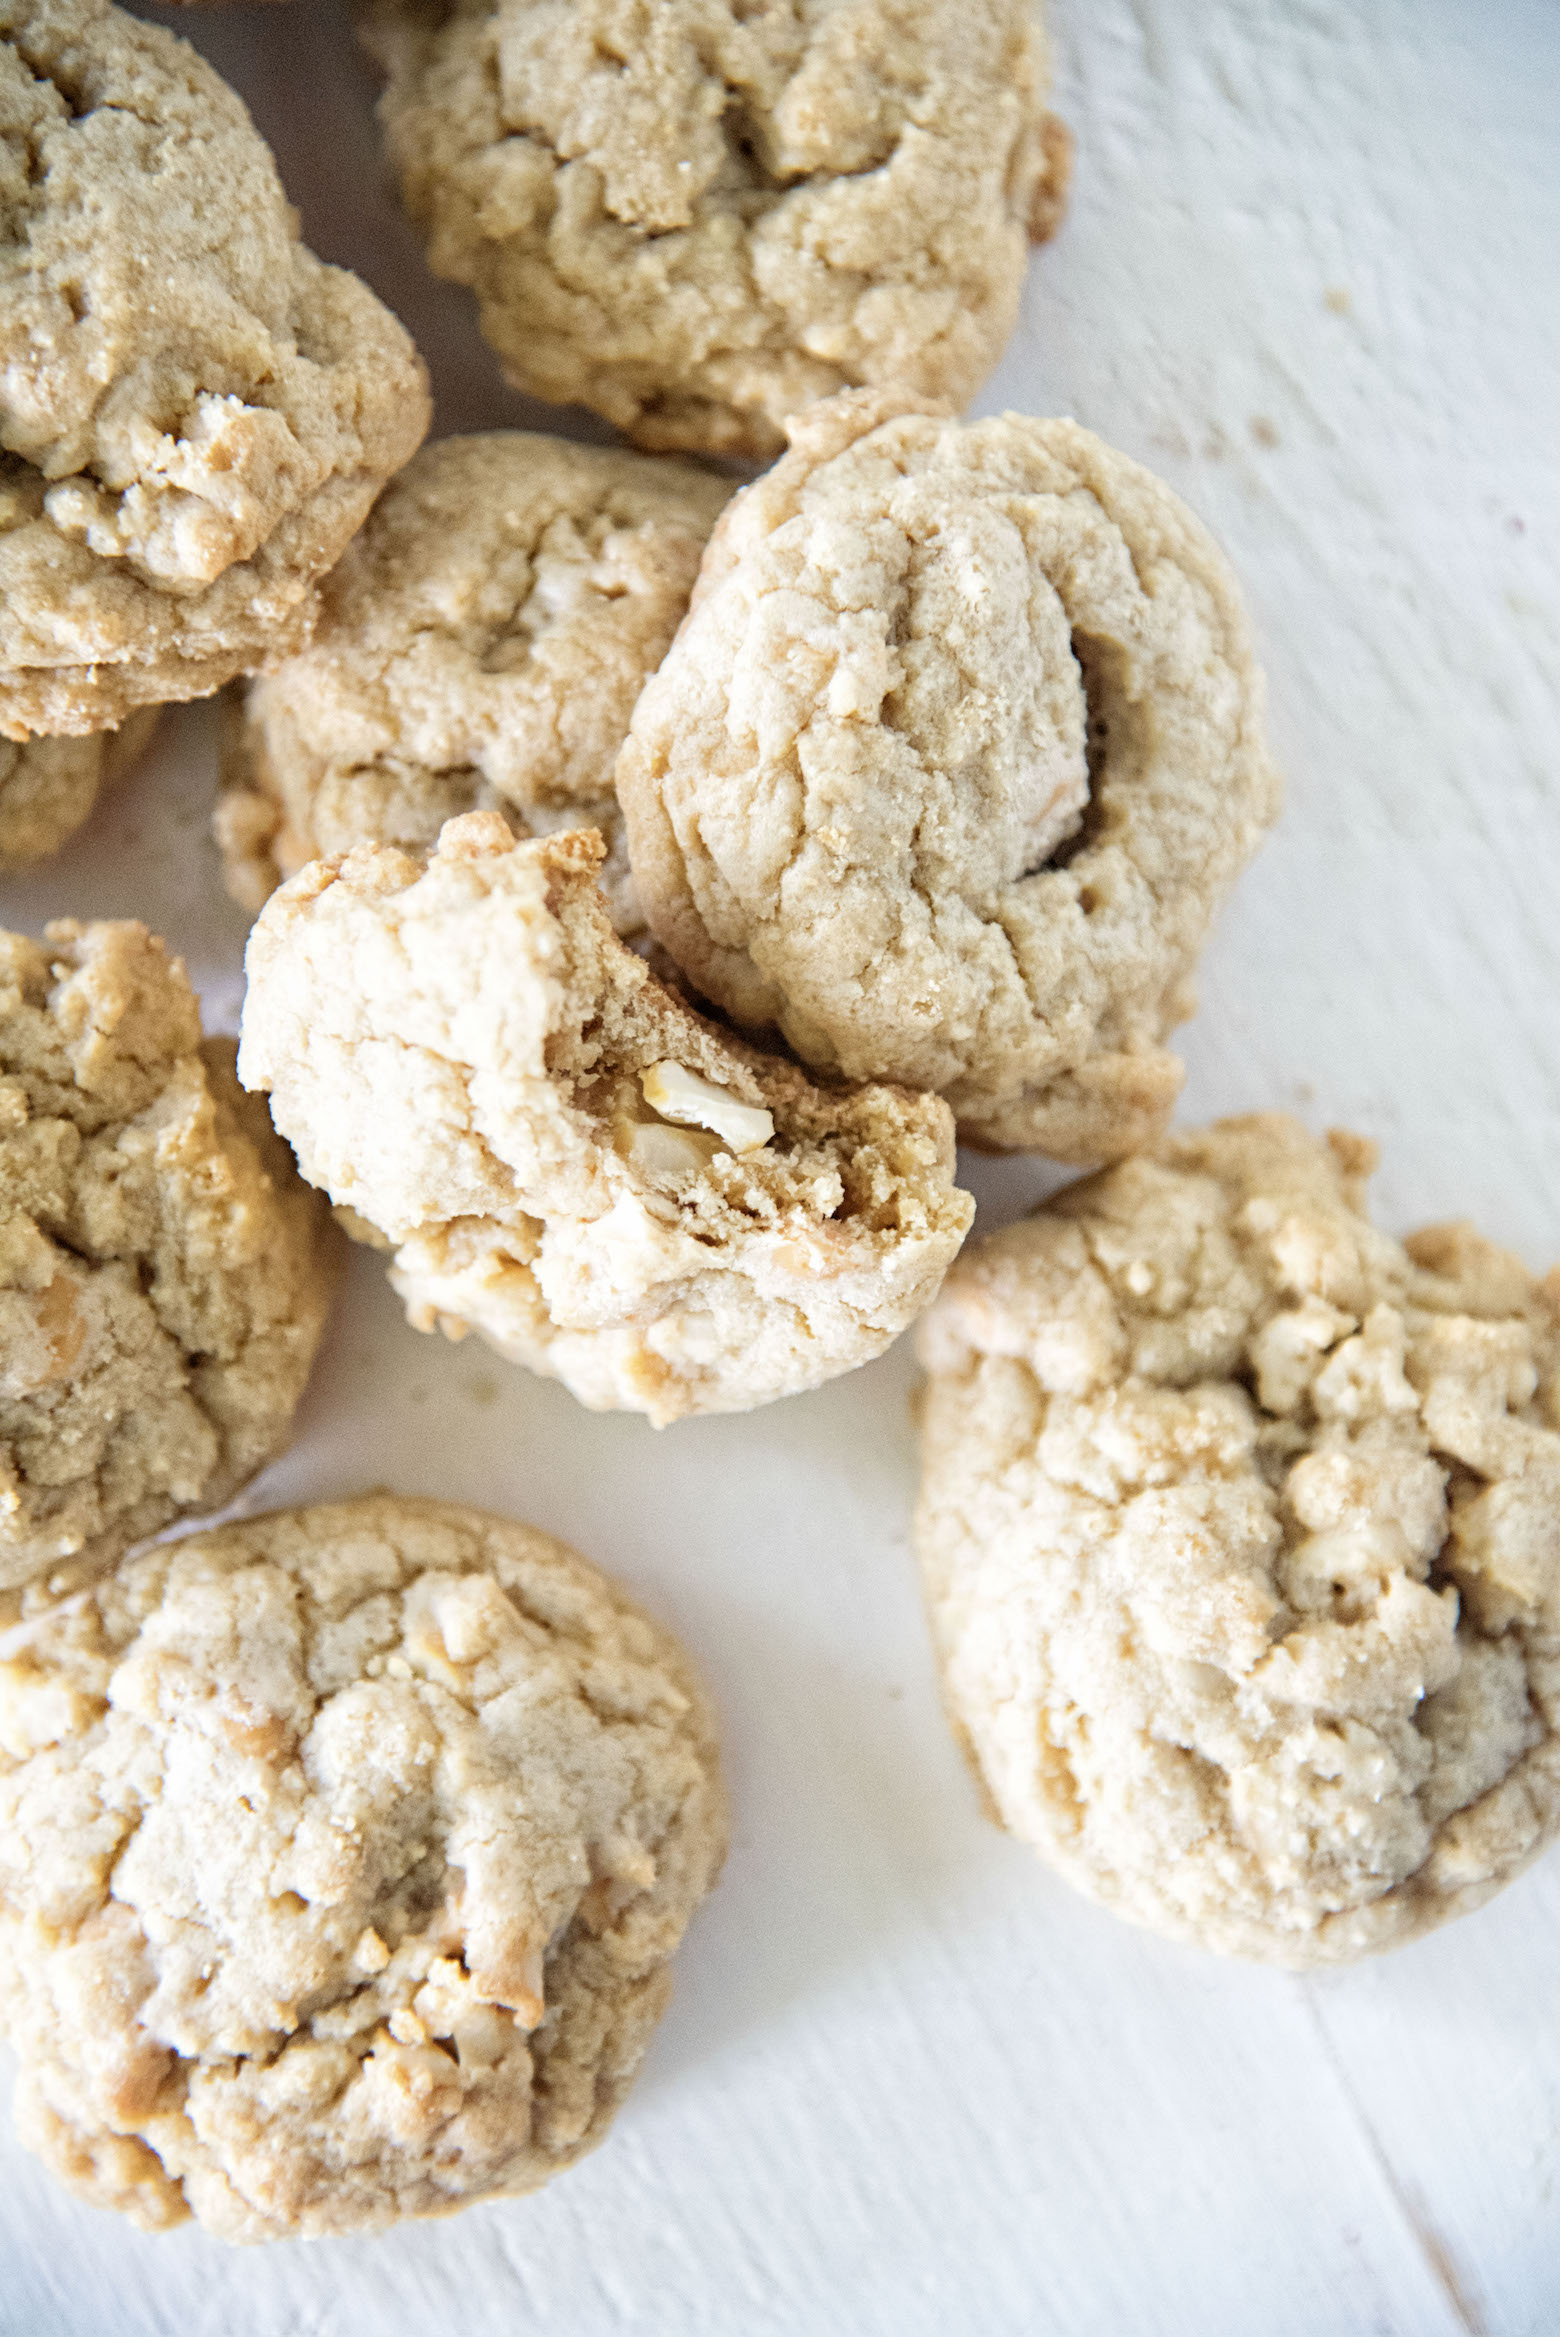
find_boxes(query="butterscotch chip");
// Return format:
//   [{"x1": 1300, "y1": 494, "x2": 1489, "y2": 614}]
[
  {"x1": 914, "y1": 1115, "x2": 1560, "y2": 1964},
  {"x1": 361, "y1": 0, "x2": 1070, "y2": 459},
  {"x1": 215, "y1": 433, "x2": 731, "y2": 933},
  {"x1": 617, "y1": 392, "x2": 1281, "y2": 1161},
  {"x1": 0, "y1": 1494, "x2": 726, "y2": 2238},
  {"x1": 0, "y1": 919, "x2": 339, "y2": 1599},
  {"x1": 238, "y1": 813, "x2": 972, "y2": 1424},
  {"x1": 0, "y1": 0, "x2": 430, "y2": 737}
]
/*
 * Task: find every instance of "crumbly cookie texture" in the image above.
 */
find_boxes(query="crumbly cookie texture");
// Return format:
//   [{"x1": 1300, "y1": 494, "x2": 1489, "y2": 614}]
[
  {"x1": 617, "y1": 392, "x2": 1280, "y2": 1161},
  {"x1": 215, "y1": 433, "x2": 731, "y2": 934},
  {"x1": 361, "y1": 0, "x2": 1070, "y2": 460},
  {"x1": 0, "y1": 0, "x2": 430, "y2": 736},
  {"x1": 915, "y1": 1115, "x2": 1560, "y2": 1965},
  {"x1": 0, "y1": 707, "x2": 158, "y2": 870},
  {"x1": 0, "y1": 919, "x2": 339, "y2": 1602},
  {"x1": 0, "y1": 1494, "x2": 727, "y2": 2239},
  {"x1": 239, "y1": 813, "x2": 972, "y2": 1424}
]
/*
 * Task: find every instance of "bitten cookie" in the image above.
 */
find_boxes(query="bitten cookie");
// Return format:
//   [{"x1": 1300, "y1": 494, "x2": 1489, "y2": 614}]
[
  {"x1": 361, "y1": 0, "x2": 1070, "y2": 460},
  {"x1": 0, "y1": 919, "x2": 338, "y2": 1601},
  {"x1": 0, "y1": 1494, "x2": 726, "y2": 2239},
  {"x1": 215, "y1": 433, "x2": 731, "y2": 933},
  {"x1": 239, "y1": 813, "x2": 972, "y2": 1424},
  {"x1": 0, "y1": 0, "x2": 430, "y2": 736},
  {"x1": 914, "y1": 1115, "x2": 1560, "y2": 1965},
  {"x1": 0, "y1": 708, "x2": 157, "y2": 871},
  {"x1": 617, "y1": 392, "x2": 1280, "y2": 1160}
]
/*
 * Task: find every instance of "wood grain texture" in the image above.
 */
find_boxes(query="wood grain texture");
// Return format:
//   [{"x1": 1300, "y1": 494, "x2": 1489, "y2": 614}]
[{"x1": 1, "y1": 1, "x2": 1557, "y2": 2331}]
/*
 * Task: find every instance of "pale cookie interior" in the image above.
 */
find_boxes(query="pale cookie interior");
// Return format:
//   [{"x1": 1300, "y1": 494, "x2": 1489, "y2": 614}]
[
  {"x1": 0, "y1": 1495, "x2": 726, "y2": 2239},
  {"x1": 215, "y1": 433, "x2": 730, "y2": 932},
  {"x1": 0, "y1": 917, "x2": 339, "y2": 1602},
  {"x1": 617, "y1": 392, "x2": 1280, "y2": 1161},
  {"x1": 915, "y1": 1114, "x2": 1560, "y2": 1964},
  {"x1": 239, "y1": 812, "x2": 972, "y2": 1423},
  {"x1": 362, "y1": 0, "x2": 1070, "y2": 459}
]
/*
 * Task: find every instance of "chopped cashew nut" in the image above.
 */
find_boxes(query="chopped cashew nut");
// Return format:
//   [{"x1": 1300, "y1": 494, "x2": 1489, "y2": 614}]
[{"x1": 641, "y1": 1062, "x2": 775, "y2": 1155}]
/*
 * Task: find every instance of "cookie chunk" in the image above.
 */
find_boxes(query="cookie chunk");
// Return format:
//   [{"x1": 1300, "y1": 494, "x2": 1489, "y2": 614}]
[
  {"x1": 215, "y1": 433, "x2": 731, "y2": 933},
  {"x1": 0, "y1": 0, "x2": 430, "y2": 736},
  {"x1": 361, "y1": 0, "x2": 1070, "y2": 460},
  {"x1": 0, "y1": 919, "x2": 339, "y2": 1600},
  {"x1": 914, "y1": 1115, "x2": 1560, "y2": 1964},
  {"x1": 617, "y1": 392, "x2": 1280, "y2": 1161},
  {"x1": 239, "y1": 813, "x2": 972, "y2": 1423},
  {"x1": 0, "y1": 708, "x2": 158, "y2": 870},
  {"x1": 0, "y1": 1494, "x2": 726, "y2": 2238}
]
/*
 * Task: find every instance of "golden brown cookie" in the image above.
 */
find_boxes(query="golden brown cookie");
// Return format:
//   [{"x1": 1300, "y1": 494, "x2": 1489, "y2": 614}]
[
  {"x1": 0, "y1": 0, "x2": 430, "y2": 736},
  {"x1": 0, "y1": 1494, "x2": 726, "y2": 2238},
  {"x1": 239, "y1": 813, "x2": 972, "y2": 1423},
  {"x1": 915, "y1": 1115, "x2": 1560, "y2": 1964},
  {"x1": 617, "y1": 392, "x2": 1280, "y2": 1160},
  {"x1": 0, "y1": 708, "x2": 158, "y2": 871},
  {"x1": 0, "y1": 918, "x2": 339, "y2": 1601},
  {"x1": 361, "y1": 0, "x2": 1070, "y2": 459},
  {"x1": 215, "y1": 433, "x2": 731, "y2": 933}
]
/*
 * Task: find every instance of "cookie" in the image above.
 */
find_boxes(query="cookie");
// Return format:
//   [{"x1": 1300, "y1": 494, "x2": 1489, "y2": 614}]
[
  {"x1": 361, "y1": 0, "x2": 1070, "y2": 460},
  {"x1": 0, "y1": 0, "x2": 430, "y2": 736},
  {"x1": 0, "y1": 707, "x2": 158, "y2": 870},
  {"x1": 239, "y1": 813, "x2": 973, "y2": 1424},
  {"x1": 914, "y1": 1115, "x2": 1560, "y2": 1964},
  {"x1": 617, "y1": 392, "x2": 1281, "y2": 1161},
  {"x1": 0, "y1": 1493, "x2": 726, "y2": 2238},
  {"x1": 0, "y1": 918, "x2": 339, "y2": 1602},
  {"x1": 215, "y1": 433, "x2": 731, "y2": 934}
]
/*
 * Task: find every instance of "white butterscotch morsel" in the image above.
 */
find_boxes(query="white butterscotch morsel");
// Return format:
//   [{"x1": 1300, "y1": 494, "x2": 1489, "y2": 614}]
[
  {"x1": 239, "y1": 814, "x2": 972, "y2": 1423},
  {"x1": 915, "y1": 1115, "x2": 1560, "y2": 1964},
  {"x1": 0, "y1": 1495, "x2": 726, "y2": 2239},
  {"x1": 617, "y1": 391, "x2": 1280, "y2": 1161}
]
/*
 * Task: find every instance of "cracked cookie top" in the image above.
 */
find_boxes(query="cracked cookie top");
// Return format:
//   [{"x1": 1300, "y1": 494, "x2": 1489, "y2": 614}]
[
  {"x1": 915, "y1": 1115, "x2": 1560, "y2": 1962},
  {"x1": 0, "y1": 0, "x2": 429, "y2": 734},
  {"x1": 0, "y1": 917, "x2": 339, "y2": 1600},
  {"x1": 0, "y1": 1494, "x2": 726, "y2": 2238},
  {"x1": 362, "y1": 0, "x2": 1069, "y2": 459},
  {"x1": 239, "y1": 812, "x2": 972, "y2": 1423},
  {"x1": 216, "y1": 432, "x2": 731, "y2": 934},
  {"x1": 617, "y1": 393, "x2": 1280, "y2": 1161}
]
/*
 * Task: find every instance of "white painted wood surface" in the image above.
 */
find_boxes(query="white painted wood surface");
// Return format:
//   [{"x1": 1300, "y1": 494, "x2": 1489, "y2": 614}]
[{"x1": 2, "y1": 2, "x2": 1558, "y2": 2330}]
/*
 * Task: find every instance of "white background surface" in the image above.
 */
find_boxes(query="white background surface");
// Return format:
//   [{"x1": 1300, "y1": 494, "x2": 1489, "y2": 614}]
[{"x1": 2, "y1": 1, "x2": 1559, "y2": 2331}]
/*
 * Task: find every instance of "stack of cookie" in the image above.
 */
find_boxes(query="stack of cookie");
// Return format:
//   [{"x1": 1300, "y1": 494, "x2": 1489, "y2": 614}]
[
  {"x1": 0, "y1": 0, "x2": 1555, "y2": 2256},
  {"x1": 0, "y1": 0, "x2": 430, "y2": 864}
]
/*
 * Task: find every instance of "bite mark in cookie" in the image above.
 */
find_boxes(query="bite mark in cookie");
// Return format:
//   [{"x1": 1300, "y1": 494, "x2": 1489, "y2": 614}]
[{"x1": 239, "y1": 813, "x2": 973, "y2": 1423}]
